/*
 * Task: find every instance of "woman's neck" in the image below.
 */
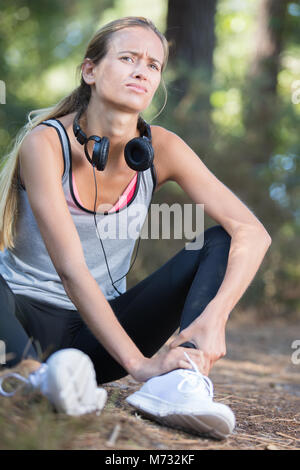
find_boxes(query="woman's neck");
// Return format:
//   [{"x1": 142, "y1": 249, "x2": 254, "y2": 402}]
[
  {"x1": 84, "y1": 100, "x2": 140, "y2": 141},
  {"x1": 71, "y1": 101, "x2": 141, "y2": 171}
]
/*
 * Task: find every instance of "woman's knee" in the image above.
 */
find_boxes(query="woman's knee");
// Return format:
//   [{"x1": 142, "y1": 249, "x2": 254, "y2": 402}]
[
  {"x1": 186, "y1": 225, "x2": 231, "y2": 254},
  {"x1": 204, "y1": 225, "x2": 231, "y2": 247}
]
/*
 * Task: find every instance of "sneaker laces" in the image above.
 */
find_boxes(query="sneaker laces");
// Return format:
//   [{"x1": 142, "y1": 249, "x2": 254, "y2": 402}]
[
  {"x1": 0, "y1": 364, "x2": 48, "y2": 397},
  {"x1": 177, "y1": 351, "x2": 214, "y2": 398},
  {"x1": 0, "y1": 372, "x2": 29, "y2": 397},
  {"x1": 27, "y1": 364, "x2": 48, "y2": 391}
]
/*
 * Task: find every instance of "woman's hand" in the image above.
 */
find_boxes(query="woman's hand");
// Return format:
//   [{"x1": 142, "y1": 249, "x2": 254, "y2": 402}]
[
  {"x1": 169, "y1": 303, "x2": 228, "y2": 376},
  {"x1": 129, "y1": 345, "x2": 207, "y2": 383}
]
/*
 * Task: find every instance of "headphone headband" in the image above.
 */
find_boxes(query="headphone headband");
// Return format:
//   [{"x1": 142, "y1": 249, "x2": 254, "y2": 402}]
[{"x1": 73, "y1": 109, "x2": 88, "y2": 144}]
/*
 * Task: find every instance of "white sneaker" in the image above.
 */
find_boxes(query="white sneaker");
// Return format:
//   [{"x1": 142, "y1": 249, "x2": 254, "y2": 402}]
[
  {"x1": 126, "y1": 352, "x2": 235, "y2": 439},
  {"x1": 0, "y1": 348, "x2": 107, "y2": 416}
]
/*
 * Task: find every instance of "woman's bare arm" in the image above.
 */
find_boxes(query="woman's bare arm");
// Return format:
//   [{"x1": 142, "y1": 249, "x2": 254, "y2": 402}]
[{"x1": 153, "y1": 127, "x2": 272, "y2": 319}]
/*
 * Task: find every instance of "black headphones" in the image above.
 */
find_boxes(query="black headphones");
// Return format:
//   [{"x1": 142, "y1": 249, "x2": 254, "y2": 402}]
[
  {"x1": 73, "y1": 108, "x2": 154, "y2": 172},
  {"x1": 72, "y1": 108, "x2": 155, "y2": 296}
]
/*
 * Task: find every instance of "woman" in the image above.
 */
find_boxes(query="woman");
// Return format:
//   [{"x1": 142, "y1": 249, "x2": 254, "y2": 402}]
[{"x1": 0, "y1": 17, "x2": 271, "y2": 438}]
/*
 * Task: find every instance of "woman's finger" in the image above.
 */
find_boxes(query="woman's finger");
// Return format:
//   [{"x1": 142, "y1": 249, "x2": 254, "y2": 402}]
[
  {"x1": 179, "y1": 347, "x2": 206, "y2": 364},
  {"x1": 178, "y1": 359, "x2": 194, "y2": 370},
  {"x1": 184, "y1": 350, "x2": 211, "y2": 375},
  {"x1": 165, "y1": 347, "x2": 210, "y2": 375}
]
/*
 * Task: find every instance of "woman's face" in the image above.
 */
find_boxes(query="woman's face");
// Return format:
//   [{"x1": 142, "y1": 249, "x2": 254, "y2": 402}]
[{"x1": 83, "y1": 26, "x2": 165, "y2": 114}]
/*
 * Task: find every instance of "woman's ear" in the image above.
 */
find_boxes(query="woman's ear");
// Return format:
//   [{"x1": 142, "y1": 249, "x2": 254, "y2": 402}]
[{"x1": 81, "y1": 58, "x2": 96, "y2": 86}]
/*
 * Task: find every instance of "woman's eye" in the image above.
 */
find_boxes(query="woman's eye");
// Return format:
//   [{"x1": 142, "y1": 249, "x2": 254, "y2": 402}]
[
  {"x1": 121, "y1": 56, "x2": 133, "y2": 63},
  {"x1": 120, "y1": 56, "x2": 160, "y2": 72}
]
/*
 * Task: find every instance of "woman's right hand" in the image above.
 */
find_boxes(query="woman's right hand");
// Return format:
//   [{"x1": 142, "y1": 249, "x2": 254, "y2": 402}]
[{"x1": 129, "y1": 346, "x2": 206, "y2": 383}]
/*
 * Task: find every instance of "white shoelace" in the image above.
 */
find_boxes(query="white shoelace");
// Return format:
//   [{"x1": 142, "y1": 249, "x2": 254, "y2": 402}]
[
  {"x1": 177, "y1": 352, "x2": 214, "y2": 398},
  {"x1": 0, "y1": 364, "x2": 48, "y2": 397},
  {"x1": 0, "y1": 372, "x2": 29, "y2": 397}
]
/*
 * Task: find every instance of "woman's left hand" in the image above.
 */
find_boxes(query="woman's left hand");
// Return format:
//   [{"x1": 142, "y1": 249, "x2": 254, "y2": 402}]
[{"x1": 169, "y1": 303, "x2": 228, "y2": 376}]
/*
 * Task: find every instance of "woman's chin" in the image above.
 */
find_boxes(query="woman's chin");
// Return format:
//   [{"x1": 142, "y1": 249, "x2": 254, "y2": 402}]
[{"x1": 115, "y1": 99, "x2": 150, "y2": 115}]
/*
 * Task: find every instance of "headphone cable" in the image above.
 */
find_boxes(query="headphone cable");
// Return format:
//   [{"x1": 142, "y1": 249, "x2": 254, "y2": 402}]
[{"x1": 92, "y1": 165, "x2": 141, "y2": 296}]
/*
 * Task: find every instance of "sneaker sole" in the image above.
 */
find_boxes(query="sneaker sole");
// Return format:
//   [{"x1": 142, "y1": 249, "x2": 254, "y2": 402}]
[
  {"x1": 126, "y1": 391, "x2": 234, "y2": 440},
  {"x1": 46, "y1": 349, "x2": 107, "y2": 416}
]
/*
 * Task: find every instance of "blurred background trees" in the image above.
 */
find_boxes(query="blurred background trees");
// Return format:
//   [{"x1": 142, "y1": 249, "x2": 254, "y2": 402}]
[{"x1": 0, "y1": 0, "x2": 299, "y2": 319}]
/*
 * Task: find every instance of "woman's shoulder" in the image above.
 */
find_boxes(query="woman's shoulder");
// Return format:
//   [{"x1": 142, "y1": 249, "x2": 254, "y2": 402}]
[
  {"x1": 19, "y1": 120, "x2": 65, "y2": 186},
  {"x1": 149, "y1": 125, "x2": 183, "y2": 189},
  {"x1": 24, "y1": 112, "x2": 75, "y2": 144},
  {"x1": 150, "y1": 124, "x2": 186, "y2": 158},
  {"x1": 22, "y1": 120, "x2": 61, "y2": 151},
  {"x1": 150, "y1": 124, "x2": 178, "y2": 144}
]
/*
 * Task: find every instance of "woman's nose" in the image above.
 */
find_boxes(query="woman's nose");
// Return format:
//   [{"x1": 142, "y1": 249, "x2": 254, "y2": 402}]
[{"x1": 132, "y1": 63, "x2": 148, "y2": 80}]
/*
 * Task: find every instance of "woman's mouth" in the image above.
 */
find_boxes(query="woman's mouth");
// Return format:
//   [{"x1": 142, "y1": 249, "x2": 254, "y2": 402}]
[{"x1": 126, "y1": 83, "x2": 147, "y2": 94}]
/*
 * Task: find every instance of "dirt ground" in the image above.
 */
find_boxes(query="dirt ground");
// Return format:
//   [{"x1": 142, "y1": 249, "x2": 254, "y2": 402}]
[
  {"x1": 1, "y1": 314, "x2": 300, "y2": 450},
  {"x1": 74, "y1": 314, "x2": 300, "y2": 450}
]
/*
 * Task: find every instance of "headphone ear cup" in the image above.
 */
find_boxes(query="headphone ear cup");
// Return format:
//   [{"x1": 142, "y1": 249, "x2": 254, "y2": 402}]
[
  {"x1": 124, "y1": 137, "x2": 154, "y2": 171},
  {"x1": 92, "y1": 136, "x2": 110, "y2": 171}
]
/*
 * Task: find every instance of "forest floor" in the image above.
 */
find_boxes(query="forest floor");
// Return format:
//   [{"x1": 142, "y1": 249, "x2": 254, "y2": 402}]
[{"x1": 1, "y1": 313, "x2": 300, "y2": 450}]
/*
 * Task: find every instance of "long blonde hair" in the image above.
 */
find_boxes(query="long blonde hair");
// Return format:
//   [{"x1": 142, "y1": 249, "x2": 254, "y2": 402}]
[{"x1": 0, "y1": 16, "x2": 169, "y2": 251}]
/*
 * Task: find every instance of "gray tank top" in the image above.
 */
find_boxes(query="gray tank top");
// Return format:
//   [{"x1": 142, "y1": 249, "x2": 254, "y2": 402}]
[{"x1": 0, "y1": 118, "x2": 156, "y2": 309}]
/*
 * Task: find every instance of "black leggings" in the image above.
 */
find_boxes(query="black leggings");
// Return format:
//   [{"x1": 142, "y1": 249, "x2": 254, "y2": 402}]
[{"x1": 0, "y1": 225, "x2": 231, "y2": 384}]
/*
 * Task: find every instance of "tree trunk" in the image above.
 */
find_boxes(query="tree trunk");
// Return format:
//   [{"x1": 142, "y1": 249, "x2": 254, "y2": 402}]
[
  {"x1": 165, "y1": 0, "x2": 217, "y2": 150},
  {"x1": 244, "y1": 0, "x2": 289, "y2": 159},
  {"x1": 240, "y1": 0, "x2": 290, "y2": 232},
  {"x1": 166, "y1": 0, "x2": 217, "y2": 77},
  {"x1": 249, "y1": 0, "x2": 288, "y2": 94}
]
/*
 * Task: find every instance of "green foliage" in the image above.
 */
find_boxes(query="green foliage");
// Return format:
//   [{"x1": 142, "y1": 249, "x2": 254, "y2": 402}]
[{"x1": 0, "y1": 0, "x2": 113, "y2": 152}]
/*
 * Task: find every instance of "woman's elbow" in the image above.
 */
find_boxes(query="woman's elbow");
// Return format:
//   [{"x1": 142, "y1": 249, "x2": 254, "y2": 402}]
[{"x1": 258, "y1": 229, "x2": 272, "y2": 249}]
